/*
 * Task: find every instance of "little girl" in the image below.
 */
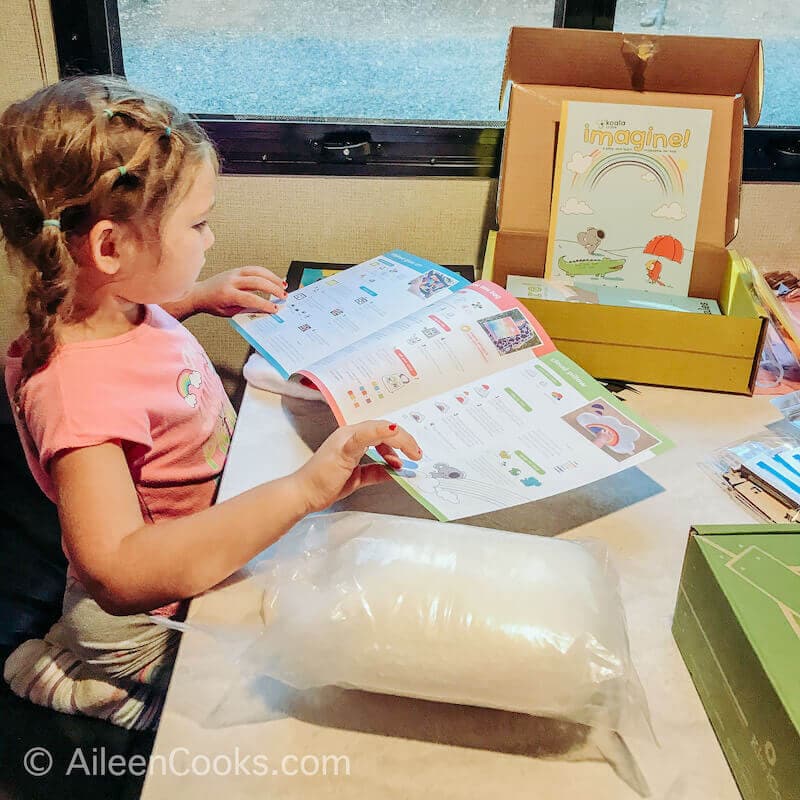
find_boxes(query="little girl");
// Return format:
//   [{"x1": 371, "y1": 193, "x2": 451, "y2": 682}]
[{"x1": 0, "y1": 75, "x2": 420, "y2": 730}]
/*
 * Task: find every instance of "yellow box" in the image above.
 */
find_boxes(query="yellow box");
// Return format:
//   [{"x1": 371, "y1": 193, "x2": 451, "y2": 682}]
[{"x1": 484, "y1": 231, "x2": 767, "y2": 394}]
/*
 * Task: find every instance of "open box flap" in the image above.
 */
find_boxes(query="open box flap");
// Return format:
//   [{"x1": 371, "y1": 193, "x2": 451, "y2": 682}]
[{"x1": 499, "y1": 27, "x2": 763, "y2": 125}]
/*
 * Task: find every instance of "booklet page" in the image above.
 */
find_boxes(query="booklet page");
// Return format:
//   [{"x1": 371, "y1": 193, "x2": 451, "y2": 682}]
[
  {"x1": 373, "y1": 351, "x2": 671, "y2": 521},
  {"x1": 300, "y1": 281, "x2": 555, "y2": 424},
  {"x1": 230, "y1": 251, "x2": 470, "y2": 377}
]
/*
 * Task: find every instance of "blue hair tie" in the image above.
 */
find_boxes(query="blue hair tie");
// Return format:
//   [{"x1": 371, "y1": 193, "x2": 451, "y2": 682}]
[
  {"x1": 42, "y1": 219, "x2": 61, "y2": 230},
  {"x1": 164, "y1": 126, "x2": 172, "y2": 138}
]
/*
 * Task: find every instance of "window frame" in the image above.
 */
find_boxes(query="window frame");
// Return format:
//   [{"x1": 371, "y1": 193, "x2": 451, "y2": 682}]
[{"x1": 51, "y1": 0, "x2": 800, "y2": 181}]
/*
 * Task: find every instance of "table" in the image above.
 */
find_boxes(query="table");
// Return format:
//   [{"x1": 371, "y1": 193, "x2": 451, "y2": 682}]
[{"x1": 141, "y1": 382, "x2": 781, "y2": 799}]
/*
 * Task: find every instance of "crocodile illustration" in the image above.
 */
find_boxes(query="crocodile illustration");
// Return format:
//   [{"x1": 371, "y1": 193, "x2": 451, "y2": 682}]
[{"x1": 558, "y1": 255, "x2": 625, "y2": 278}]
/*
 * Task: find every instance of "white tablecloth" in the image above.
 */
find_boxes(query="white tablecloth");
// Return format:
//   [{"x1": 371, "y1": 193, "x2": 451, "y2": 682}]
[{"x1": 141, "y1": 383, "x2": 778, "y2": 800}]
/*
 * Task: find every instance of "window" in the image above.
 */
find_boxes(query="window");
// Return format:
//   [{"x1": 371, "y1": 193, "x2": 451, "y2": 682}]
[
  {"x1": 614, "y1": 1, "x2": 798, "y2": 126},
  {"x1": 118, "y1": 0, "x2": 554, "y2": 122},
  {"x1": 51, "y1": 0, "x2": 800, "y2": 180}
]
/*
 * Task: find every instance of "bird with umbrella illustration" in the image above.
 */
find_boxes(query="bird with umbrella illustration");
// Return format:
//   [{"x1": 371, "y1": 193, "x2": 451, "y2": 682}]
[{"x1": 643, "y1": 235, "x2": 684, "y2": 287}]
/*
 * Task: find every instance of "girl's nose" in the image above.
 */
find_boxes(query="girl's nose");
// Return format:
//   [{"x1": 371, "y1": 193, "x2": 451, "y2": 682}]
[{"x1": 204, "y1": 225, "x2": 215, "y2": 250}]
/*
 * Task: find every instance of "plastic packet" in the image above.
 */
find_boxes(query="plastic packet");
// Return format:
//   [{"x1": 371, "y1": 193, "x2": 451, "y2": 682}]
[
  {"x1": 756, "y1": 321, "x2": 800, "y2": 394},
  {"x1": 771, "y1": 389, "x2": 800, "y2": 427},
  {"x1": 701, "y1": 431, "x2": 800, "y2": 523},
  {"x1": 164, "y1": 512, "x2": 652, "y2": 744}
]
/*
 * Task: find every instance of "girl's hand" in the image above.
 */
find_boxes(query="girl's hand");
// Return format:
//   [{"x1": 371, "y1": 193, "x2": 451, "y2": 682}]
[
  {"x1": 296, "y1": 420, "x2": 422, "y2": 514},
  {"x1": 192, "y1": 266, "x2": 288, "y2": 316}
]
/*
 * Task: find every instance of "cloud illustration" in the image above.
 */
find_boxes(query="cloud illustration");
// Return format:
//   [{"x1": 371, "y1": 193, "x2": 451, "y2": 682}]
[
  {"x1": 567, "y1": 152, "x2": 593, "y2": 174},
  {"x1": 576, "y1": 413, "x2": 640, "y2": 455},
  {"x1": 652, "y1": 202, "x2": 686, "y2": 220},
  {"x1": 561, "y1": 197, "x2": 594, "y2": 215},
  {"x1": 641, "y1": 171, "x2": 657, "y2": 182}
]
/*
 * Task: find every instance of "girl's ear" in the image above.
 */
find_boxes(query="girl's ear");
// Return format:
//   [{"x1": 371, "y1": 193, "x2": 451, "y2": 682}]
[{"x1": 87, "y1": 219, "x2": 122, "y2": 276}]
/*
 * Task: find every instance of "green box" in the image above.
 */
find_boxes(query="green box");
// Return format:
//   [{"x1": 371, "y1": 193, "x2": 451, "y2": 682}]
[{"x1": 673, "y1": 525, "x2": 800, "y2": 800}]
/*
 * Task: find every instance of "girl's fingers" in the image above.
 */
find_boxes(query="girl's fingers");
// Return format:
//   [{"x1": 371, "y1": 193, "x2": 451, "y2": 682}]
[
  {"x1": 238, "y1": 265, "x2": 284, "y2": 284},
  {"x1": 375, "y1": 442, "x2": 403, "y2": 469},
  {"x1": 232, "y1": 289, "x2": 278, "y2": 313},
  {"x1": 354, "y1": 464, "x2": 394, "y2": 490},
  {"x1": 343, "y1": 420, "x2": 422, "y2": 463},
  {"x1": 234, "y1": 274, "x2": 287, "y2": 299},
  {"x1": 388, "y1": 425, "x2": 423, "y2": 461}
]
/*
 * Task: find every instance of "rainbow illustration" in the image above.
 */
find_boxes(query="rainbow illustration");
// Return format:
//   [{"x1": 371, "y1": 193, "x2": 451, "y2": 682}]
[
  {"x1": 177, "y1": 368, "x2": 202, "y2": 408},
  {"x1": 572, "y1": 150, "x2": 685, "y2": 197},
  {"x1": 584, "y1": 420, "x2": 621, "y2": 447}
]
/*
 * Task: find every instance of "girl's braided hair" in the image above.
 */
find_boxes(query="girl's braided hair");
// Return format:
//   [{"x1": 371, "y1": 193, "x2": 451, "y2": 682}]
[{"x1": 0, "y1": 75, "x2": 217, "y2": 406}]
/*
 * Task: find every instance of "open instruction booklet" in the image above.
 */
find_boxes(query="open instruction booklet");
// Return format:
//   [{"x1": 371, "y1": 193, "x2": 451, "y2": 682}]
[{"x1": 232, "y1": 251, "x2": 672, "y2": 520}]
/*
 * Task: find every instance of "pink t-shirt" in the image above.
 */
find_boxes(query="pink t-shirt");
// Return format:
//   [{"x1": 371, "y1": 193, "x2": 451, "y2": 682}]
[{"x1": 5, "y1": 305, "x2": 237, "y2": 615}]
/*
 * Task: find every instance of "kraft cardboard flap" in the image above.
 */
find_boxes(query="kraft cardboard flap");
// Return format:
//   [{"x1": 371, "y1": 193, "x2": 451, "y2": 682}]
[
  {"x1": 497, "y1": 85, "x2": 740, "y2": 247},
  {"x1": 500, "y1": 27, "x2": 763, "y2": 125}
]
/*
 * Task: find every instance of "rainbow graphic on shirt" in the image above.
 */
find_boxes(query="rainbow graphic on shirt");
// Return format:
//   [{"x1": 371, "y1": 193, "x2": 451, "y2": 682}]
[{"x1": 177, "y1": 369, "x2": 202, "y2": 408}]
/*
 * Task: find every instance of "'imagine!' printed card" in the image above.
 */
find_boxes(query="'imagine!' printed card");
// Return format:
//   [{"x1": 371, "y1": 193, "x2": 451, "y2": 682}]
[{"x1": 545, "y1": 102, "x2": 712, "y2": 297}]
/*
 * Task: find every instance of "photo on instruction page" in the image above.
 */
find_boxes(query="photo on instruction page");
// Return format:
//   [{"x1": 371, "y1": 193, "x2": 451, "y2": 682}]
[
  {"x1": 561, "y1": 399, "x2": 660, "y2": 461},
  {"x1": 478, "y1": 308, "x2": 542, "y2": 355}
]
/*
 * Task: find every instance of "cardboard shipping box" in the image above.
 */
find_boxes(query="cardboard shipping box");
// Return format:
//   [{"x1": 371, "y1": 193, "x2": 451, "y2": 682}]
[
  {"x1": 673, "y1": 524, "x2": 800, "y2": 800},
  {"x1": 487, "y1": 27, "x2": 767, "y2": 393}
]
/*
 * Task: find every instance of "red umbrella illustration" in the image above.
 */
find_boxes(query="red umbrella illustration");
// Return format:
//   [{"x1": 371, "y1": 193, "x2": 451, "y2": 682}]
[
  {"x1": 643, "y1": 235, "x2": 684, "y2": 286},
  {"x1": 643, "y1": 235, "x2": 684, "y2": 263}
]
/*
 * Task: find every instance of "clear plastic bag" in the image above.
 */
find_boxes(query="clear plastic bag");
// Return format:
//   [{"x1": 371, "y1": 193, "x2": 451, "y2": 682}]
[
  {"x1": 771, "y1": 389, "x2": 800, "y2": 427},
  {"x1": 192, "y1": 511, "x2": 653, "y2": 744},
  {"x1": 701, "y1": 431, "x2": 800, "y2": 523}
]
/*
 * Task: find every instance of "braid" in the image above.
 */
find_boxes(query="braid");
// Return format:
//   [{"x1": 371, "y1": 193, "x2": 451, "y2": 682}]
[{"x1": 13, "y1": 223, "x2": 79, "y2": 409}]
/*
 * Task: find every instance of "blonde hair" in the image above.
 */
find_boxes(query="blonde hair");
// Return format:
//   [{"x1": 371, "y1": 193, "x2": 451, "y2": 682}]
[{"x1": 0, "y1": 75, "x2": 218, "y2": 403}]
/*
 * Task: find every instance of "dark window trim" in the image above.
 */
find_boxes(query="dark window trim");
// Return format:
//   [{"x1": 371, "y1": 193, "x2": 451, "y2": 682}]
[
  {"x1": 50, "y1": 0, "x2": 800, "y2": 181},
  {"x1": 554, "y1": 0, "x2": 617, "y2": 30},
  {"x1": 51, "y1": 0, "x2": 124, "y2": 77},
  {"x1": 198, "y1": 117, "x2": 503, "y2": 177},
  {"x1": 742, "y1": 127, "x2": 800, "y2": 182}
]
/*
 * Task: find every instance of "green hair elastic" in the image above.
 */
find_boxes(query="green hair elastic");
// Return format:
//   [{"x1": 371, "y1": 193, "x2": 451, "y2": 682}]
[
  {"x1": 118, "y1": 166, "x2": 127, "y2": 176},
  {"x1": 103, "y1": 109, "x2": 114, "y2": 119},
  {"x1": 42, "y1": 219, "x2": 61, "y2": 230},
  {"x1": 164, "y1": 126, "x2": 172, "y2": 138}
]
